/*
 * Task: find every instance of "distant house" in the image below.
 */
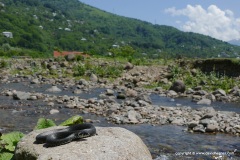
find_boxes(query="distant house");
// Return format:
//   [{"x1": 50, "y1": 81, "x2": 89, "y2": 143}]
[
  {"x1": 53, "y1": 51, "x2": 90, "y2": 58},
  {"x1": 64, "y1": 28, "x2": 71, "y2": 31},
  {"x1": 2, "y1": 32, "x2": 13, "y2": 38}
]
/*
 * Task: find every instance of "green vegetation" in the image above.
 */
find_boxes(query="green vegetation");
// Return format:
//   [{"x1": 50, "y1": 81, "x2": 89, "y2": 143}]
[
  {"x1": 0, "y1": 0, "x2": 240, "y2": 58},
  {"x1": 157, "y1": 65, "x2": 240, "y2": 92},
  {"x1": 0, "y1": 132, "x2": 24, "y2": 160},
  {"x1": 0, "y1": 115, "x2": 84, "y2": 160},
  {"x1": 73, "y1": 61, "x2": 124, "y2": 78},
  {"x1": 34, "y1": 118, "x2": 56, "y2": 130},
  {"x1": 59, "y1": 115, "x2": 83, "y2": 126},
  {"x1": 0, "y1": 59, "x2": 8, "y2": 68},
  {"x1": 34, "y1": 115, "x2": 84, "y2": 130}
]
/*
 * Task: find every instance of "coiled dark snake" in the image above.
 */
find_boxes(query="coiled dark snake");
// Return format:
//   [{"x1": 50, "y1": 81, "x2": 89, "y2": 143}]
[{"x1": 35, "y1": 123, "x2": 96, "y2": 146}]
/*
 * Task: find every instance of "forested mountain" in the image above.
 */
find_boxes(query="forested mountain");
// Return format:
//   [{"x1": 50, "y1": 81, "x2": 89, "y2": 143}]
[{"x1": 0, "y1": 0, "x2": 240, "y2": 58}]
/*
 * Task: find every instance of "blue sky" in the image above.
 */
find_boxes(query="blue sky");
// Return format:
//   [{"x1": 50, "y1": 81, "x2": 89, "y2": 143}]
[{"x1": 79, "y1": 0, "x2": 240, "y2": 42}]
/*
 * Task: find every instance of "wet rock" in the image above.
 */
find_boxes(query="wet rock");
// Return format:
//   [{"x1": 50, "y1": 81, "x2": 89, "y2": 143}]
[
  {"x1": 193, "y1": 90, "x2": 207, "y2": 96},
  {"x1": 28, "y1": 95, "x2": 37, "y2": 100},
  {"x1": 186, "y1": 88, "x2": 194, "y2": 94},
  {"x1": 5, "y1": 90, "x2": 14, "y2": 96},
  {"x1": 31, "y1": 78, "x2": 40, "y2": 84},
  {"x1": 136, "y1": 94, "x2": 152, "y2": 104},
  {"x1": 201, "y1": 109, "x2": 216, "y2": 119},
  {"x1": 166, "y1": 90, "x2": 178, "y2": 97},
  {"x1": 206, "y1": 123, "x2": 219, "y2": 132},
  {"x1": 187, "y1": 121, "x2": 199, "y2": 128},
  {"x1": 90, "y1": 73, "x2": 98, "y2": 82},
  {"x1": 49, "y1": 109, "x2": 59, "y2": 114},
  {"x1": 128, "y1": 110, "x2": 141, "y2": 124},
  {"x1": 78, "y1": 79, "x2": 89, "y2": 86},
  {"x1": 117, "y1": 93, "x2": 126, "y2": 99},
  {"x1": 73, "y1": 89, "x2": 82, "y2": 94},
  {"x1": 84, "y1": 119, "x2": 93, "y2": 123},
  {"x1": 193, "y1": 124, "x2": 205, "y2": 133},
  {"x1": 199, "y1": 119, "x2": 218, "y2": 129},
  {"x1": 192, "y1": 95, "x2": 202, "y2": 102},
  {"x1": 126, "y1": 89, "x2": 138, "y2": 97},
  {"x1": 13, "y1": 91, "x2": 31, "y2": 100},
  {"x1": 171, "y1": 117, "x2": 185, "y2": 125},
  {"x1": 234, "y1": 125, "x2": 240, "y2": 133},
  {"x1": 46, "y1": 85, "x2": 61, "y2": 92},
  {"x1": 47, "y1": 102, "x2": 54, "y2": 107},
  {"x1": 169, "y1": 80, "x2": 185, "y2": 93},
  {"x1": 106, "y1": 89, "x2": 114, "y2": 96},
  {"x1": 213, "y1": 89, "x2": 226, "y2": 96},
  {"x1": 205, "y1": 93, "x2": 216, "y2": 102},
  {"x1": 197, "y1": 98, "x2": 211, "y2": 105}
]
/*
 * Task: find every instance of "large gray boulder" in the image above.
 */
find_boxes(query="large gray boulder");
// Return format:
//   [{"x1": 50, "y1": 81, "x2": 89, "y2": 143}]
[
  {"x1": 13, "y1": 91, "x2": 31, "y2": 100},
  {"x1": 14, "y1": 126, "x2": 152, "y2": 160},
  {"x1": 169, "y1": 80, "x2": 185, "y2": 93}
]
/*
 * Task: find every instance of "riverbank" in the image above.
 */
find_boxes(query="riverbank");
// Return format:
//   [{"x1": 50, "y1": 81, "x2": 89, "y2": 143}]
[
  {"x1": 0, "y1": 57, "x2": 240, "y2": 159},
  {"x1": 0, "y1": 57, "x2": 240, "y2": 135}
]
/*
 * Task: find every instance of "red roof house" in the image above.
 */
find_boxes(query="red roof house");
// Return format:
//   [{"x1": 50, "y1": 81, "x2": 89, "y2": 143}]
[{"x1": 53, "y1": 51, "x2": 90, "y2": 58}]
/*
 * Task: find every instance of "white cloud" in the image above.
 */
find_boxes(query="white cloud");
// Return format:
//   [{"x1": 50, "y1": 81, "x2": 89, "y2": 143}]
[{"x1": 165, "y1": 5, "x2": 240, "y2": 41}]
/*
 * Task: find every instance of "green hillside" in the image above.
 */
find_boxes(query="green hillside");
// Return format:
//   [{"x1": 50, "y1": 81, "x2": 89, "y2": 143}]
[{"x1": 0, "y1": 0, "x2": 240, "y2": 58}]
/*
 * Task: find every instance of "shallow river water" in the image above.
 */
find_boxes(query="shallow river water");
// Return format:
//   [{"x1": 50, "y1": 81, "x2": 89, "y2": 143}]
[{"x1": 0, "y1": 82, "x2": 239, "y2": 160}]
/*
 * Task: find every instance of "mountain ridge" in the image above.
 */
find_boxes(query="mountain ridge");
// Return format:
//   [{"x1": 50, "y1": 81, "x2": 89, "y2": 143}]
[{"x1": 0, "y1": 0, "x2": 240, "y2": 58}]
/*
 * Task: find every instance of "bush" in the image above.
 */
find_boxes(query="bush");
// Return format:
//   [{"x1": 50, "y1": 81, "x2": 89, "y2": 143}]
[
  {"x1": 73, "y1": 64, "x2": 86, "y2": 77},
  {"x1": 0, "y1": 132, "x2": 25, "y2": 160},
  {"x1": 0, "y1": 60, "x2": 8, "y2": 68}
]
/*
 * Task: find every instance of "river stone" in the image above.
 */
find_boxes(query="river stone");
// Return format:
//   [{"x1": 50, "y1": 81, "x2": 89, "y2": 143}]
[
  {"x1": 126, "y1": 89, "x2": 138, "y2": 97},
  {"x1": 49, "y1": 109, "x2": 59, "y2": 114},
  {"x1": 117, "y1": 93, "x2": 126, "y2": 99},
  {"x1": 205, "y1": 123, "x2": 219, "y2": 132},
  {"x1": 124, "y1": 62, "x2": 134, "y2": 70},
  {"x1": 205, "y1": 93, "x2": 216, "y2": 102},
  {"x1": 169, "y1": 80, "x2": 185, "y2": 93},
  {"x1": 213, "y1": 89, "x2": 226, "y2": 96},
  {"x1": 128, "y1": 110, "x2": 141, "y2": 124},
  {"x1": 193, "y1": 124, "x2": 205, "y2": 133},
  {"x1": 197, "y1": 98, "x2": 211, "y2": 105},
  {"x1": 78, "y1": 79, "x2": 89, "y2": 86},
  {"x1": 13, "y1": 91, "x2": 31, "y2": 100},
  {"x1": 5, "y1": 91, "x2": 14, "y2": 96},
  {"x1": 106, "y1": 89, "x2": 114, "y2": 96},
  {"x1": 90, "y1": 73, "x2": 98, "y2": 82},
  {"x1": 73, "y1": 89, "x2": 82, "y2": 94},
  {"x1": 199, "y1": 119, "x2": 218, "y2": 128},
  {"x1": 136, "y1": 94, "x2": 152, "y2": 104},
  {"x1": 187, "y1": 121, "x2": 199, "y2": 128},
  {"x1": 46, "y1": 86, "x2": 62, "y2": 92},
  {"x1": 31, "y1": 78, "x2": 40, "y2": 84},
  {"x1": 167, "y1": 90, "x2": 178, "y2": 97},
  {"x1": 14, "y1": 126, "x2": 152, "y2": 160},
  {"x1": 171, "y1": 117, "x2": 185, "y2": 125},
  {"x1": 65, "y1": 54, "x2": 75, "y2": 61}
]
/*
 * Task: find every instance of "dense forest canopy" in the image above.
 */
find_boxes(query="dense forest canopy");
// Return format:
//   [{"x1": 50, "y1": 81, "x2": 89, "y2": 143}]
[{"x1": 0, "y1": 0, "x2": 240, "y2": 58}]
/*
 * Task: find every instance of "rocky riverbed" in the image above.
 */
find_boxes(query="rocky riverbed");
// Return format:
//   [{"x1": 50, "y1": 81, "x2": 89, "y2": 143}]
[{"x1": 0, "y1": 58, "x2": 240, "y2": 159}]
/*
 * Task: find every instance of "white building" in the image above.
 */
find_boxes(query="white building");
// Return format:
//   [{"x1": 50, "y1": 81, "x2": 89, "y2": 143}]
[{"x1": 2, "y1": 32, "x2": 13, "y2": 38}]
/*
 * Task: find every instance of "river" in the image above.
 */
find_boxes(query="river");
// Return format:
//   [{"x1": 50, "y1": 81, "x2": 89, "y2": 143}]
[{"x1": 0, "y1": 81, "x2": 239, "y2": 160}]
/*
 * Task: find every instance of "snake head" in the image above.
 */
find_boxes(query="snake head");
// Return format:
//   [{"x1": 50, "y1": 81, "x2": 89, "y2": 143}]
[{"x1": 76, "y1": 131, "x2": 90, "y2": 138}]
